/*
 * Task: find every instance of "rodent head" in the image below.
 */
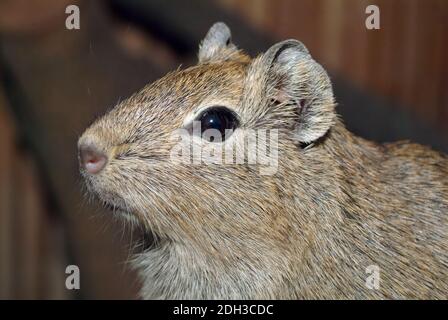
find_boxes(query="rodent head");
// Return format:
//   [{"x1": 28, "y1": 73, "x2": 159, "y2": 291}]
[{"x1": 78, "y1": 22, "x2": 336, "y2": 252}]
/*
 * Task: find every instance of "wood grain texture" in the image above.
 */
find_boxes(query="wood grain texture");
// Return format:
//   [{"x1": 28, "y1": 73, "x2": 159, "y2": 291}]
[
  {"x1": 0, "y1": 87, "x2": 14, "y2": 299},
  {"x1": 0, "y1": 88, "x2": 69, "y2": 299},
  {"x1": 216, "y1": 0, "x2": 447, "y2": 137}
]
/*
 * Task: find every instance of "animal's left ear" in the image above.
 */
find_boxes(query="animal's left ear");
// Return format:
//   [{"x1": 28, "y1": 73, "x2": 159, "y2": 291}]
[
  {"x1": 198, "y1": 22, "x2": 241, "y2": 63},
  {"x1": 245, "y1": 40, "x2": 336, "y2": 144}
]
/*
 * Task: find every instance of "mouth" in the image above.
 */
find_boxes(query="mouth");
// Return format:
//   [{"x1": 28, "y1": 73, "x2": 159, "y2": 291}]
[
  {"x1": 82, "y1": 177, "x2": 146, "y2": 229},
  {"x1": 82, "y1": 180, "x2": 165, "y2": 251},
  {"x1": 100, "y1": 198, "x2": 165, "y2": 250},
  {"x1": 101, "y1": 199, "x2": 139, "y2": 222},
  {"x1": 100, "y1": 199, "x2": 161, "y2": 251},
  {"x1": 102, "y1": 200, "x2": 127, "y2": 212}
]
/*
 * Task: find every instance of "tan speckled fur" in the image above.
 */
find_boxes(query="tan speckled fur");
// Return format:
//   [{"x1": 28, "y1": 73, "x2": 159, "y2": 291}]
[{"x1": 79, "y1": 23, "x2": 448, "y2": 299}]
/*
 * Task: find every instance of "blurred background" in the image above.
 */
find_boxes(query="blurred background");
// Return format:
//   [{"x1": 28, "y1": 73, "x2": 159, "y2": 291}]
[{"x1": 0, "y1": 0, "x2": 446, "y2": 299}]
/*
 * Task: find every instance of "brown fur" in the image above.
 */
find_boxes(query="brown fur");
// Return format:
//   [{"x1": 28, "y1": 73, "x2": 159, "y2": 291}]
[{"x1": 79, "y1": 23, "x2": 448, "y2": 299}]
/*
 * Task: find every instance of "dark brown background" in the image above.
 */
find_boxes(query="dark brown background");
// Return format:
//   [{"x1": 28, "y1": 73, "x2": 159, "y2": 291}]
[{"x1": 0, "y1": 0, "x2": 446, "y2": 299}]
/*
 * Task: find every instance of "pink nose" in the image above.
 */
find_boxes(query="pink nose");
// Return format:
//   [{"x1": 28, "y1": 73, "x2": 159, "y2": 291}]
[{"x1": 79, "y1": 144, "x2": 107, "y2": 174}]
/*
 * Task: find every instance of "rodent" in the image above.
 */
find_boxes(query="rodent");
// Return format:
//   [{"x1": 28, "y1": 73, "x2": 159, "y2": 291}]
[{"x1": 78, "y1": 22, "x2": 448, "y2": 299}]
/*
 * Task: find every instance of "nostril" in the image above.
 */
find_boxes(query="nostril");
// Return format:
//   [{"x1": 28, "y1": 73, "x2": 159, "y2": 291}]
[{"x1": 79, "y1": 144, "x2": 108, "y2": 174}]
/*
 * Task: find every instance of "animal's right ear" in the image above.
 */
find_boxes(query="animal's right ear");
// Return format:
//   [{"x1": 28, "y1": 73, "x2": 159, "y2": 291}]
[{"x1": 198, "y1": 22, "x2": 241, "y2": 63}]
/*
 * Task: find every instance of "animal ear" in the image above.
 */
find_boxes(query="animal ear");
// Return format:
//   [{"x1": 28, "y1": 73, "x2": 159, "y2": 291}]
[
  {"x1": 198, "y1": 22, "x2": 240, "y2": 63},
  {"x1": 251, "y1": 40, "x2": 336, "y2": 144}
]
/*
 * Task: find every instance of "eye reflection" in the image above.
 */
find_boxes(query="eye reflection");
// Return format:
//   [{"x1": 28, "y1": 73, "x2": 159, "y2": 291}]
[{"x1": 195, "y1": 106, "x2": 239, "y2": 142}]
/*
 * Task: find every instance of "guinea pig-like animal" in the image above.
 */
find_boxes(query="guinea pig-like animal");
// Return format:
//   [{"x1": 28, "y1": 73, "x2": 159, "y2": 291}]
[{"x1": 78, "y1": 22, "x2": 448, "y2": 299}]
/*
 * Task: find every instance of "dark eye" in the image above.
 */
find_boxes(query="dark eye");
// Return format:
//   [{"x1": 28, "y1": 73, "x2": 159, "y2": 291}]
[{"x1": 195, "y1": 106, "x2": 239, "y2": 142}]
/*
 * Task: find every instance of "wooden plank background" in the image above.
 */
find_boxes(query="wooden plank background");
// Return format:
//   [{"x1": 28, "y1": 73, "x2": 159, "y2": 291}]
[
  {"x1": 216, "y1": 0, "x2": 448, "y2": 137},
  {"x1": 0, "y1": 87, "x2": 69, "y2": 299}
]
